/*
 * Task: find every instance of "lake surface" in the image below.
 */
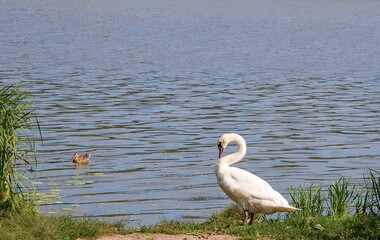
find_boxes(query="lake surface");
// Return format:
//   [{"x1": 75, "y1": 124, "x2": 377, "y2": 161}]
[{"x1": 1, "y1": 0, "x2": 380, "y2": 226}]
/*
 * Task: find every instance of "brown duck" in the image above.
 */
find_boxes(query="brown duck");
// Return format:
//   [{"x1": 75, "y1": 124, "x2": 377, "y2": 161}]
[{"x1": 72, "y1": 153, "x2": 90, "y2": 164}]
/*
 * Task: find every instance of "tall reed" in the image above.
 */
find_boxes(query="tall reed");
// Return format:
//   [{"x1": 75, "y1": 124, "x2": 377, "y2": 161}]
[{"x1": 0, "y1": 84, "x2": 41, "y2": 213}]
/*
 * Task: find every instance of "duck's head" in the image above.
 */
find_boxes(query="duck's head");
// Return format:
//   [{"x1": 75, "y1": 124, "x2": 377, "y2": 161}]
[
  {"x1": 72, "y1": 153, "x2": 80, "y2": 163},
  {"x1": 72, "y1": 153, "x2": 90, "y2": 164}
]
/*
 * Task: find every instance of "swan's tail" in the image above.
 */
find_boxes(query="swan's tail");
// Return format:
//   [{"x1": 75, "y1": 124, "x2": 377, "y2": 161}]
[{"x1": 277, "y1": 205, "x2": 301, "y2": 212}]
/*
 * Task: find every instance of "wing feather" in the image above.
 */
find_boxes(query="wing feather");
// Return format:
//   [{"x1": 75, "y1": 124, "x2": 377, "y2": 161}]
[{"x1": 228, "y1": 167, "x2": 289, "y2": 205}]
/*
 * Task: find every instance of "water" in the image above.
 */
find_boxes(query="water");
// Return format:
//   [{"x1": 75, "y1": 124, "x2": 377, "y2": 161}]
[{"x1": 1, "y1": 0, "x2": 380, "y2": 226}]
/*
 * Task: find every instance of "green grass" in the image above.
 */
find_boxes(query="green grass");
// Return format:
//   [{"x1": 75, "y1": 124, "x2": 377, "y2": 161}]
[
  {"x1": 288, "y1": 184, "x2": 324, "y2": 217},
  {"x1": 0, "y1": 209, "x2": 127, "y2": 240},
  {"x1": 327, "y1": 177, "x2": 356, "y2": 217},
  {"x1": 130, "y1": 204, "x2": 380, "y2": 240},
  {"x1": 1, "y1": 203, "x2": 379, "y2": 240}
]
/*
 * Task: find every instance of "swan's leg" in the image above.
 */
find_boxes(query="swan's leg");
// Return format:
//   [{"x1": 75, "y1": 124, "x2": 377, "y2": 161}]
[
  {"x1": 243, "y1": 210, "x2": 249, "y2": 225},
  {"x1": 248, "y1": 213, "x2": 255, "y2": 225}
]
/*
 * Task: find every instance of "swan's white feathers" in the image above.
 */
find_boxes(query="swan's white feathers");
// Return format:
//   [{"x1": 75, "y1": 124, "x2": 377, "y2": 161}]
[
  {"x1": 215, "y1": 133, "x2": 300, "y2": 215},
  {"x1": 230, "y1": 168, "x2": 274, "y2": 198},
  {"x1": 218, "y1": 166, "x2": 291, "y2": 213}
]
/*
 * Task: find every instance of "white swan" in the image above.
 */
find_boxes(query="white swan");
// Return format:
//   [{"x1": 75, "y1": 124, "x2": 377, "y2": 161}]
[{"x1": 215, "y1": 133, "x2": 299, "y2": 225}]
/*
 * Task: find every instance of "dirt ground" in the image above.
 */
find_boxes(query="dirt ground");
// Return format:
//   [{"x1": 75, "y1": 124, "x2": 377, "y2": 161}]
[{"x1": 97, "y1": 233, "x2": 239, "y2": 240}]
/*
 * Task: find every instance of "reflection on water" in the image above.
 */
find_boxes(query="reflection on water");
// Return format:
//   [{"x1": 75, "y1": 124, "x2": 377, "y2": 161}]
[{"x1": 1, "y1": 0, "x2": 380, "y2": 226}]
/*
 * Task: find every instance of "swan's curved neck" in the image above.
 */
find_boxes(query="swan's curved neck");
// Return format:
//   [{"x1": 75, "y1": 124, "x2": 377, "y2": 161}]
[{"x1": 218, "y1": 135, "x2": 246, "y2": 166}]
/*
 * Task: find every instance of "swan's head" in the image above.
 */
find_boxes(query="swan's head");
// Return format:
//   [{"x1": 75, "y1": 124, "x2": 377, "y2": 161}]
[{"x1": 217, "y1": 133, "x2": 244, "y2": 158}]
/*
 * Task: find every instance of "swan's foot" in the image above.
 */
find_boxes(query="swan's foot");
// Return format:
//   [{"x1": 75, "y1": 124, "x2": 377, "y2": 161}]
[
  {"x1": 248, "y1": 213, "x2": 255, "y2": 225},
  {"x1": 243, "y1": 210, "x2": 249, "y2": 225},
  {"x1": 243, "y1": 211, "x2": 255, "y2": 225}
]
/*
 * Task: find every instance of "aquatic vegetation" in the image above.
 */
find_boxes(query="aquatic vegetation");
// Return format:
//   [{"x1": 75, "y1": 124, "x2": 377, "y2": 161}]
[
  {"x1": 0, "y1": 84, "x2": 41, "y2": 213},
  {"x1": 34, "y1": 189, "x2": 62, "y2": 205}
]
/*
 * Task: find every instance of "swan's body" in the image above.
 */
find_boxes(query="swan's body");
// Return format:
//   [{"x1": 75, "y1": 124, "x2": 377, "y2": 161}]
[
  {"x1": 72, "y1": 153, "x2": 90, "y2": 164},
  {"x1": 215, "y1": 133, "x2": 299, "y2": 225}
]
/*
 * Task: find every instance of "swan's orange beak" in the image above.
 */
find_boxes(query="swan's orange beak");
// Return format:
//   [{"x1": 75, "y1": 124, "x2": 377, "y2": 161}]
[{"x1": 218, "y1": 143, "x2": 224, "y2": 158}]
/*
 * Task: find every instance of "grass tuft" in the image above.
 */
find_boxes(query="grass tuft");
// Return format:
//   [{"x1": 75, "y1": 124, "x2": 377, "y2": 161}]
[
  {"x1": 327, "y1": 177, "x2": 356, "y2": 217},
  {"x1": 288, "y1": 184, "x2": 324, "y2": 217}
]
